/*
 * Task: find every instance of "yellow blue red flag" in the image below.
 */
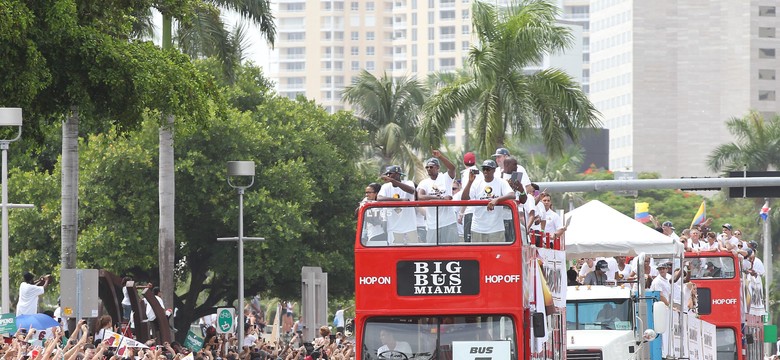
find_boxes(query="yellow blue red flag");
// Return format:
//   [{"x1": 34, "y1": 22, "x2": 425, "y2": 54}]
[
  {"x1": 690, "y1": 201, "x2": 706, "y2": 228},
  {"x1": 635, "y1": 202, "x2": 650, "y2": 223}
]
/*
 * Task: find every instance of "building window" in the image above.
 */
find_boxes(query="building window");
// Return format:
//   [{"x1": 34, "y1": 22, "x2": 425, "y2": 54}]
[
  {"x1": 760, "y1": 48, "x2": 776, "y2": 59},
  {"x1": 760, "y1": 6, "x2": 776, "y2": 16},
  {"x1": 334, "y1": 1, "x2": 343, "y2": 10},
  {"x1": 440, "y1": 42, "x2": 455, "y2": 51},
  {"x1": 759, "y1": 90, "x2": 776, "y2": 101},
  {"x1": 366, "y1": 46, "x2": 375, "y2": 55},
  {"x1": 759, "y1": 69, "x2": 776, "y2": 80},
  {"x1": 412, "y1": 13, "x2": 417, "y2": 25},
  {"x1": 462, "y1": 25, "x2": 470, "y2": 34},
  {"x1": 412, "y1": 44, "x2": 417, "y2": 56},
  {"x1": 366, "y1": 61, "x2": 375, "y2": 70},
  {"x1": 351, "y1": 2, "x2": 359, "y2": 10},
  {"x1": 428, "y1": 43, "x2": 435, "y2": 55},
  {"x1": 759, "y1": 27, "x2": 776, "y2": 38},
  {"x1": 462, "y1": 41, "x2": 470, "y2": 50},
  {"x1": 440, "y1": 10, "x2": 456, "y2": 20},
  {"x1": 428, "y1": 28, "x2": 434, "y2": 40},
  {"x1": 367, "y1": 32, "x2": 375, "y2": 40},
  {"x1": 351, "y1": 31, "x2": 359, "y2": 40},
  {"x1": 412, "y1": 29, "x2": 417, "y2": 41},
  {"x1": 351, "y1": 46, "x2": 359, "y2": 55},
  {"x1": 462, "y1": 9, "x2": 470, "y2": 19},
  {"x1": 440, "y1": 26, "x2": 456, "y2": 39},
  {"x1": 367, "y1": 2, "x2": 374, "y2": 11},
  {"x1": 440, "y1": 58, "x2": 456, "y2": 69},
  {"x1": 428, "y1": 11, "x2": 434, "y2": 23},
  {"x1": 351, "y1": 61, "x2": 360, "y2": 70}
]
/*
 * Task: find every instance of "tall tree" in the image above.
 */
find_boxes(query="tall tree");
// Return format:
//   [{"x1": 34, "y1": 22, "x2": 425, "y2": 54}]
[
  {"x1": 153, "y1": 0, "x2": 276, "y2": 314},
  {"x1": 421, "y1": 0, "x2": 600, "y2": 157},
  {"x1": 342, "y1": 70, "x2": 427, "y2": 175},
  {"x1": 707, "y1": 110, "x2": 780, "y2": 172}
]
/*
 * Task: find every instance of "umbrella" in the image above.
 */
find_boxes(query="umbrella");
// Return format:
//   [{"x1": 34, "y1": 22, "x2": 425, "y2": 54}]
[{"x1": 15, "y1": 314, "x2": 60, "y2": 330}]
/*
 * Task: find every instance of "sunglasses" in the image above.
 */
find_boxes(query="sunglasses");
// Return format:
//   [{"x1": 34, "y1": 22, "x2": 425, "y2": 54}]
[
  {"x1": 481, "y1": 167, "x2": 494, "y2": 171},
  {"x1": 425, "y1": 166, "x2": 436, "y2": 169}
]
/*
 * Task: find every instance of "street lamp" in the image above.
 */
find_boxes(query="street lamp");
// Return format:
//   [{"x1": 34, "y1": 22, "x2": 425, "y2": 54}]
[
  {"x1": 0, "y1": 108, "x2": 22, "y2": 312},
  {"x1": 218, "y1": 161, "x2": 265, "y2": 344}
]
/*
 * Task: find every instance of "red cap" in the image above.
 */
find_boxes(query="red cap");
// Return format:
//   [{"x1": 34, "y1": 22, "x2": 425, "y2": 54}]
[{"x1": 463, "y1": 152, "x2": 476, "y2": 166}]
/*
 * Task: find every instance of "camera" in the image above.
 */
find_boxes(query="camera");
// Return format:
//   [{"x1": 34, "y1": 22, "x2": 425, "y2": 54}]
[{"x1": 471, "y1": 169, "x2": 479, "y2": 175}]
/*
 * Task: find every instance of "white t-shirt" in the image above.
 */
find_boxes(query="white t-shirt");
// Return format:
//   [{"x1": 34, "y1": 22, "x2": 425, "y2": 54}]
[
  {"x1": 468, "y1": 177, "x2": 513, "y2": 233},
  {"x1": 16, "y1": 282, "x2": 44, "y2": 315},
  {"x1": 650, "y1": 274, "x2": 671, "y2": 302},
  {"x1": 379, "y1": 180, "x2": 417, "y2": 234},
  {"x1": 578, "y1": 262, "x2": 595, "y2": 278},
  {"x1": 752, "y1": 257, "x2": 766, "y2": 276},
  {"x1": 145, "y1": 295, "x2": 164, "y2": 322},
  {"x1": 122, "y1": 287, "x2": 131, "y2": 306},
  {"x1": 418, "y1": 173, "x2": 456, "y2": 228},
  {"x1": 542, "y1": 208, "x2": 563, "y2": 234}
]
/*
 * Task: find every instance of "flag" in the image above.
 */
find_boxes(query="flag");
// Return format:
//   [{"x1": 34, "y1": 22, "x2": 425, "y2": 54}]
[
  {"x1": 760, "y1": 201, "x2": 771, "y2": 221},
  {"x1": 634, "y1": 202, "x2": 650, "y2": 223},
  {"x1": 532, "y1": 261, "x2": 548, "y2": 353},
  {"x1": 690, "y1": 201, "x2": 706, "y2": 228},
  {"x1": 102, "y1": 330, "x2": 148, "y2": 348}
]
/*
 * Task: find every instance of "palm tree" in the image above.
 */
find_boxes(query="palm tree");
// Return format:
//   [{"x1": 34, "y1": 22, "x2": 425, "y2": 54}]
[
  {"x1": 707, "y1": 110, "x2": 780, "y2": 172},
  {"x1": 153, "y1": 0, "x2": 275, "y2": 319},
  {"x1": 342, "y1": 70, "x2": 427, "y2": 175},
  {"x1": 421, "y1": 0, "x2": 600, "y2": 157}
]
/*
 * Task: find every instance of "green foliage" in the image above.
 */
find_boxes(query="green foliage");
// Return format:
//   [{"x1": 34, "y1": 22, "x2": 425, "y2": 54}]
[{"x1": 707, "y1": 110, "x2": 780, "y2": 172}]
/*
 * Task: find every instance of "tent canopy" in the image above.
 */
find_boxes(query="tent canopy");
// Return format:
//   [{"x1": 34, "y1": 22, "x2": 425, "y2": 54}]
[{"x1": 564, "y1": 200, "x2": 685, "y2": 259}]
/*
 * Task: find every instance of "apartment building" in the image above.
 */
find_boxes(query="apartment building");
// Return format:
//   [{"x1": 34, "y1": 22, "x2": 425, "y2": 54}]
[
  {"x1": 271, "y1": 0, "x2": 584, "y2": 150},
  {"x1": 590, "y1": 0, "x2": 780, "y2": 177}
]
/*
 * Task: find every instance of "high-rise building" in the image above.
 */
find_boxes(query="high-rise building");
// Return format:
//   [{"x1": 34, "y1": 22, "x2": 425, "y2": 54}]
[
  {"x1": 271, "y1": 0, "x2": 585, "y2": 150},
  {"x1": 590, "y1": 1, "x2": 780, "y2": 177}
]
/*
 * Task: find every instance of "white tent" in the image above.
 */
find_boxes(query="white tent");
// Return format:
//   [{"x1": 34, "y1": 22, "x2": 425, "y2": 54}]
[{"x1": 564, "y1": 200, "x2": 685, "y2": 259}]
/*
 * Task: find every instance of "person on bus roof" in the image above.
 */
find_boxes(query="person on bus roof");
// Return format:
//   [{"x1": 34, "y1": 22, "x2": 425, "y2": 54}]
[
  {"x1": 417, "y1": 150, "x2": 459, "y2": 244},
  {"x1": 378, "y1": 165, "x2": 418, "y2": 244},
  {"x1": 461, "y1": 160, "x2": 515, "y2": 243}
]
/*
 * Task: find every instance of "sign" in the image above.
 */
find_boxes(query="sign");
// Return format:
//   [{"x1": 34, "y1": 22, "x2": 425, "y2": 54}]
[
  {"x1": 613, "y1": 171, "x2": 638, "y2": 197},
  {"x1": 216, "y1": 308, "x2": 235, "y2": 334},
  {"x1": 60, "y1": 269, "x2": 99, "y2": 319},
  {"x1": 184, "y1": 330, "x2": 204, "y2": 352},
  {"x1": 537, "y1": 248, "x2": 566, "y2": 308},
  {"x1": 728, "y1": 171, "x2": 780, "y2": 198},
  {"x1": 0, "y1": 313, "x2": 15, "y2": 334},
  {"x1": 700, "y1": 320, "x2": 716, "y2": 360},
  {"x1": 452, "y1": 341, "x2": 510, "y2": 360},
  {"x1": 396, "y1": 260, "x2": 479, "y2": 296}
]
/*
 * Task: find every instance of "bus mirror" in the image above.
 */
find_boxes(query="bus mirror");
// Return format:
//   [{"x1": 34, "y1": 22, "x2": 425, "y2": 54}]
[
  {"x1": 532, "y1": 312, "x2": 545, "y2": 338},
  {"x1": 652, "y1": 302, "x2": 668, "y2": 334}
]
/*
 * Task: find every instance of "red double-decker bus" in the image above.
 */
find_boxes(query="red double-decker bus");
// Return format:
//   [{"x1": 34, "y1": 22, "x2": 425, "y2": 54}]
[
  {"x1": 354, "y1": 199, "x2": 566, "y2": 360},
  {"x1": 685, "y1": 251, "x2": 765, "y2": 360}
]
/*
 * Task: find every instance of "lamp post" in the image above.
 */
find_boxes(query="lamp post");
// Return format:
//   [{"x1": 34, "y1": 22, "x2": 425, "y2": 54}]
[
  {"x1": 0, "y1": 108, "x2": 23, "y2": 312},
  {"x1": 218, "y1": 161, "x2": 265, "y2": 344}
]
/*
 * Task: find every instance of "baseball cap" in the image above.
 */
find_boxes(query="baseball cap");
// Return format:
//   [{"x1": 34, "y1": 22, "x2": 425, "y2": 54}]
[
  {"x1": 722, "y1": 223, "x2": 732, "y2": 230},
  {"x1": 749, "y1": 241, "x2": 758, "y2": 249},
  {"x1": 481, "y1": 160, "x2": 498, "y2": 169},
  {"x1": 384, "y1": 165, "x2": 405, "y2": 176},
  {"x1": 656, "y1": 262, "x2": 669, "y2": 269},
  {"x1": 426, "y1": 158, "x2": 440, "y2": 167},
  {"x1": 491, "y1": 147, "x2": 510, "y2": 157},
  {"x1": 662, "y1": 221, "x2": 674, "y2": 230},
  {"x1": 596, "y1": 260, "x2": 608, "y2": 271},
  {"x1": 463, "y1": 152, "x2": 476, "y2": 166}
]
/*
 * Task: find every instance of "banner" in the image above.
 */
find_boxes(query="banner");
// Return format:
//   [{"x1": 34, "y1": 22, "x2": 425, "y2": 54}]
[
  {"x1": 184, "y1": 330, "x2": 204, "y2": 352},
  {"x1": 102, "y1": 330, "x2": 148, "y2": 348},
  {"x1": 687, "y1": 315, "x2": 701, "y2": 360},
  {"x1": 745, "y1": 275, "x2": 767, "y2": 316},
  {"x1": 536, "y1": 248, "x2": 566, "y2": 308},
  {"x1": 700, "y1": 320, "x2": 716, "y2": 360},
  {"x1": 0, "y1": 313, "x2": 16, "y2": 334}
]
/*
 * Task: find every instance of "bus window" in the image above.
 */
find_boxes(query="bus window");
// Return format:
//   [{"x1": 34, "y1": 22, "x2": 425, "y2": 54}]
[
  {"x1": 688, "y1": 257, "x2": 735, "y2": 280},
  {"x1": 363, "y1": 316, "x2": 517, "y2": 360},
  {"x1": 715, "y1": 328, "x2": 736, "y2": 360},
  {"x1": 360, "y1": 204, "x2": 519, "y2": 246},
  {"x1": 566, "y1": 299, "x2": 633, "y2": 330}
]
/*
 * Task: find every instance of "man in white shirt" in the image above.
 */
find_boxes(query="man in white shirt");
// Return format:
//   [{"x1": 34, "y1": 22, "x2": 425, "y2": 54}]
[
  {"x1": 461, "y1": 160, "x2": 515, "y2": 242},
  {"x1": 417, "y1": 151, "x2": 458, "y2": 243},
  {"x1": 491, "y1": 148, "x2": 531, "y2": 189},
  {"x1": 378, "y1": 165, "x2": 418, "y2": 244},
  {"x1": 459, "y1": 152, "x2": 479, "y2": 242},
  {"x1": 661, "y1": 221, "x2": 680, "y2": 242},
  {"x1": 377, "y1": 329, "x2": 413, "y2": 358},
  {"x1": 650, "y1": 263, "x2": 672, "y2": 306},
  {"x1": 16, "y1": 272, "x2": 50, "y2": 315},
  {"x1": 539, "y1": 193, "x2": 565, "y2": 238}
]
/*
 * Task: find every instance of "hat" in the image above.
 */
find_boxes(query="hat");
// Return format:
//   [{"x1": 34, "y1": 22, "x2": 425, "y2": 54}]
[
  {"x1": 722, "y1": 223, "x2": 732, "y2": 230},
  {"x1": 463, "y1": 152, "x2": 476, "y2": 166},
  {"x1": 596, "y1": 260, "x2": 608, "y2": 271},
  {"x1": 426, "y1": 158, "x2": 440, "y2": 167},
  {"x1": 491, "y1": 147, "x2": 510, "y2": 157},
  {"x1": 749, "y1": 241, "x2": 758, "y2": 249},
  {"x1": 656, "y1": 263, "x2": 669, "y2": 269},
  {"x1": 662, "y1": 221, "x2": 674, "y2": 230},
  {"x1": 384, "y1": 165, "x2": 405, "y2": 176},
  {"x1": 481, "y1": 160, "x2": 498, "y2": 169}
]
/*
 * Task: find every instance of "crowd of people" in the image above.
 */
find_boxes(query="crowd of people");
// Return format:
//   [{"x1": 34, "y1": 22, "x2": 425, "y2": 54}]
[
  {"x1": 358, "y1": 147, "x2": 567, "y2": 245},
  {"x1": 567, "y1": 219, "x2": 766, "y2": 315}
]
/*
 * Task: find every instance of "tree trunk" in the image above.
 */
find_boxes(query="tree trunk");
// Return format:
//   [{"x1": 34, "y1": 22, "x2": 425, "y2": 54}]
[
  {"x1": 61, "y1": 106, "x2": 78, "y2": 270},
  {"x1": 159, "y1": 114, "x2": 175, "y2": 324}
]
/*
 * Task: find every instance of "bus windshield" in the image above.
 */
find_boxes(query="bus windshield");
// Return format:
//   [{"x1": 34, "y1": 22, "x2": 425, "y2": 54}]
[
  {"x1": 362, "y1": 316, "x2": 517, "y2": 360},
  {"x1": 687, "y1": 256, "x2": 736, "y2": 279},
  {"x1": 360, "y1": 203, "x2": 523, "y2": 246},
  {"x1": 566, "y1": 299, "x2": 633, "y2": 331}
]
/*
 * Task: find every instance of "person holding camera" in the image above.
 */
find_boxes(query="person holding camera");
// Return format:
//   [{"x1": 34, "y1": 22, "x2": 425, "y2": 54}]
[{"x1": 16, "y1": 272, "x2": 51, "y2": 315}]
